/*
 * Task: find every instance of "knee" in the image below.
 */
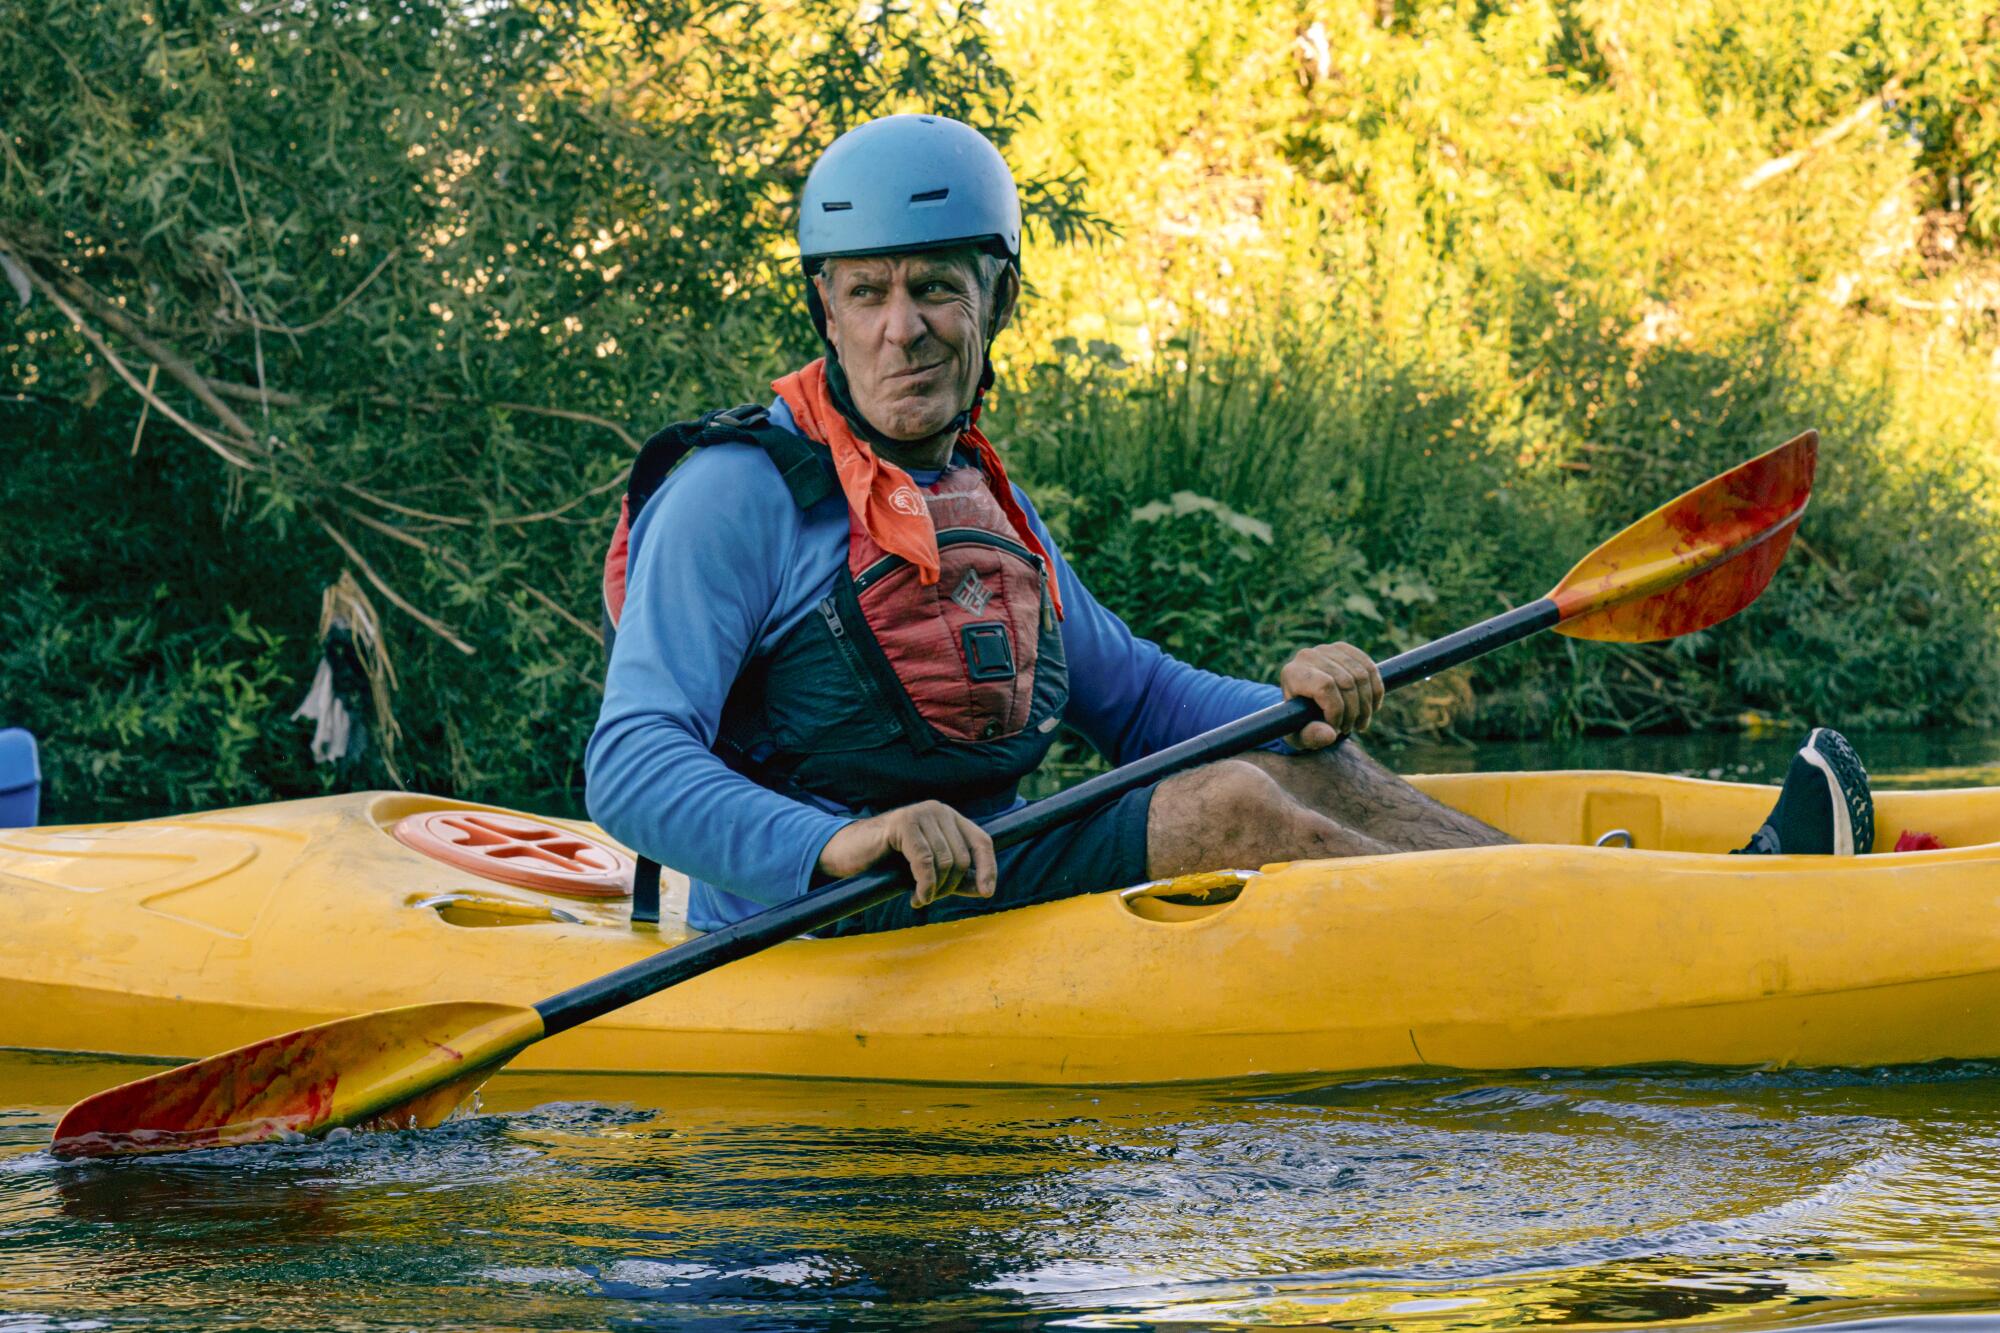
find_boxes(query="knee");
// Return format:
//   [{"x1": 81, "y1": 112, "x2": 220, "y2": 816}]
[
  {"x1": 1199, "y1": 760, "x2": 1292, "y2": 823},
  {"x1": 1151, "y1": 759, "x2": 1364, "y2": 876}
]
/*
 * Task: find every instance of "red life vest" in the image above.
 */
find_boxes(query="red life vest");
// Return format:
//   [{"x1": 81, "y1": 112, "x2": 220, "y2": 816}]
[{"x1": 603, "y1": 403, "x2": 1068, "y2": 815}]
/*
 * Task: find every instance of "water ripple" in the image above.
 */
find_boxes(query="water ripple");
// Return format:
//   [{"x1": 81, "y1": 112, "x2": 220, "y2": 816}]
[{"x1": 5, "y1": 1058, "x2": 2000, "y2": 1330}]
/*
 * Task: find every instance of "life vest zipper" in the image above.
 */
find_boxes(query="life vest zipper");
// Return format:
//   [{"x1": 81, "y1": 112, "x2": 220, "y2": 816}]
[
  {"x1": 818, "y1": 594, "x2": 904, "y2": 723},
  {"x1": 852, "y1": 528, "x2": 1044, "y2": 594}
]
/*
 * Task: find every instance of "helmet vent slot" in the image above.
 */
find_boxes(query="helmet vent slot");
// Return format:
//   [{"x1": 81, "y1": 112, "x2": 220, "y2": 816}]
[
  {"x1": 909, "y1": 188, "x2": 950, "y2": 203},
  {"x1": 820, "y1": 201, "x2": 853, "y2": 212}
]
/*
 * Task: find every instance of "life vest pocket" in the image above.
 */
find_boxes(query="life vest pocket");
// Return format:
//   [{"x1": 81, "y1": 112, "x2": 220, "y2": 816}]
[{"x1": 853, "y1": 536, "x2": 1043, "y2": 745}]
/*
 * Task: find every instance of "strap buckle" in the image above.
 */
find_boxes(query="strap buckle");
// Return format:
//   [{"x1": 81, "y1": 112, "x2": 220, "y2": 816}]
[{"x1": 705, "y1": 403, "x2": 770, "y2": 437}]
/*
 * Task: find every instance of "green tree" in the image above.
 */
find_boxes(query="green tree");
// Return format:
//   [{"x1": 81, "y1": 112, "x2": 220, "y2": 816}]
[{"x1": 1, "y1": 0, "x2": 1090, "y2": 818}]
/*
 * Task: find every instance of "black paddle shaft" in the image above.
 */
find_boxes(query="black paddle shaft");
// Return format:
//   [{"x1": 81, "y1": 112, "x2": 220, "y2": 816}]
[{"x1": 534, "y1": 597, "x2": 1561, "y2": 1037}]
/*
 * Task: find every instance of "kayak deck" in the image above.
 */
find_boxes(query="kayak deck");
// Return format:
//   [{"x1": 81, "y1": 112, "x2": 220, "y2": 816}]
[{"x1": 2, "y1": 774, "x2": 1998, "y2": 1082}]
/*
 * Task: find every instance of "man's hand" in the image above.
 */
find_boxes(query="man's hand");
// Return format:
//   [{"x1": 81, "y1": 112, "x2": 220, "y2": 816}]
[
  {"x1": 817, "y1": 800, "x2": 998, "y2": 909},
  {"x1": 1279, "y1": 642, "x2": 1385, "y2": 749}
]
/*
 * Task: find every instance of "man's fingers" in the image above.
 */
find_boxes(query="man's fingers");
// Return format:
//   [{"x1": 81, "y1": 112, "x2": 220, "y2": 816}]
[
  {"x1": 922, "y1": 817, "x2": 966, "y2": 901},
  {"x1": 1301, "y1": 663, "x2": 1361, "y2": 733},
  {"x1": 1343, "y1": 650, "x2": 1384, "y2": 727},
  {"x1": 1299, "y1": 720, "x2": 1340, "y2": 748},
  {"x1": 931, "y1": 814, "x2": 971, "y2": 899},
  {"x1": 1342, "y1": 665, "x2": 1374, "y2": 732},
  {"x1": 959, "y1": 815, "x2": 998, "y2": 898},
  {"x1": 1333, "y1": 667, "x2": 1366, "y2": 733},
  {"x1": 1299, "y1": 665, "x2": 1336, "y2": 719},
  {"x1": 903, "y1": 823, "x2": 944, "y2": 907},
  {"x1": 1280, "y1": 663, "x2": 1338, "y2": 747},
  {"x1": 1278, "y1": 643, "x2": 1385, "y2": 744},
  {"x1": 900, "y1": 803, "x2": 998, "y2": 908}
]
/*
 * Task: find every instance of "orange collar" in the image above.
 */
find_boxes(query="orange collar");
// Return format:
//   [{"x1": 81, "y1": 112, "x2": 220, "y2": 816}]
[{"x1": 772, "y1": 359, "x2": 1062, "y2": 617}]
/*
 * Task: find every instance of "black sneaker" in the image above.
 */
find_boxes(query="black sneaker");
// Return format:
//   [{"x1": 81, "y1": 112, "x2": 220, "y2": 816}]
[{"x1": 1736, "y1": 728, "x2": 1875, "y2": 856}]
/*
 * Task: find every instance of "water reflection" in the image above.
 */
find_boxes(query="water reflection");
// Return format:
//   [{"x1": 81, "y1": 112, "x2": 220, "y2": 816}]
[{"x1": 7, "y1": 1055, "x2": 2000, "y2": 1329}]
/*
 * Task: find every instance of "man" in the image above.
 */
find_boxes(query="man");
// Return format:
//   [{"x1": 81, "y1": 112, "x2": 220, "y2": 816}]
[{"x1": 587, "y1": 114, "x2": 1874, "y2": 935}]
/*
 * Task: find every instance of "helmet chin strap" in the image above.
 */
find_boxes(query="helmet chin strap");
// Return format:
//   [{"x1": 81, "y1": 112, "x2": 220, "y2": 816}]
[{"x1": 807, "y1": 277, "x2": 996, "y2": 452}]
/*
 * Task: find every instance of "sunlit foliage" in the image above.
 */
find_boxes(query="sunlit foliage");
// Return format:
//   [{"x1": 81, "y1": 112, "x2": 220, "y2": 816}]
[{"x1": 992, "y1": 0, "x2": 2000, "y2": 747}]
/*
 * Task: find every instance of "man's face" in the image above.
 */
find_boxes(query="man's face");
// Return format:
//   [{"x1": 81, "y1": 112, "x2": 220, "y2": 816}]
[{"x1": 817, "y1": 251, "x2": 1012, "y2": 442}]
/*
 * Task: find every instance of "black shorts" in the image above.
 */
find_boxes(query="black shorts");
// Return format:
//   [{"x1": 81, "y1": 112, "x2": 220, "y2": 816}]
[{"x1": 823, "y1": 784, "x2": 1157, "y2": 936}]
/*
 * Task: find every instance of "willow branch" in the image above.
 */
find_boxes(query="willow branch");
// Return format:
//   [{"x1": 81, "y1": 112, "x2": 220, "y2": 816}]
[
  {"x1": 206, "y1": 378, "x2": 304, "y2": 406},
  {"x1": 517, "y1": 579, "x2": 604, "y2": 646},
  {"x1": 129, "y1": 363, "x2": 158, "y2": 456},
  {"x1": 219, "y1": 248, "x2": 400, "y2": 336},
  {"x1": 8, "y1": 253, "x2": 258, "y2": 470},
  {"x1": 46, "y1": 266, "x2": 263, "y2": 445},
  {"x1": 488, "y1": 400, "x2": 643, "y2": 451},
  {"x1": 1792, "y1": 533, "x2": 1857, "y2": 602},
  {"x1": 340, "y1": 505, "x2": 473, "y2": 573},
  {"x1": 198, "y1": 386, "x2": 640, "y2": 461},
  {"x1": 490, "y1": 470, "x2": 629, "y2": 526},
  {"x1": 222, "y1": 267, "x2": 275, "y2": 426},
  {"x1": 1738, "y1": 78, "x2": 1903, "y2": 193},
  {"x1": 312, "y1": 511, "x2": 476, "y2": 655},
  {"x1": 340, "y1": 483, "x2": 475, "y2": 526}
]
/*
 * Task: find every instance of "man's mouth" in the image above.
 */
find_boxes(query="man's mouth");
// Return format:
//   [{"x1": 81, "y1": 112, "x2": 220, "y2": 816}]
[{"x1": 885, "y1": 361, "x2": 946, "y2": 382}]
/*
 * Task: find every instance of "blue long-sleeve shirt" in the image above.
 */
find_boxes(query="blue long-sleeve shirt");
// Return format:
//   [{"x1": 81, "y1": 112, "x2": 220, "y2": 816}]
[{"x1": 585, "y1": 400, "x2": 1281, "y2": 930}]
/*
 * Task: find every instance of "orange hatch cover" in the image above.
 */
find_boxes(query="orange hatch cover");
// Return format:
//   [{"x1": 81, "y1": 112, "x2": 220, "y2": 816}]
[{"x1": 391, "y1": 810, "x2": 633, "y2": 899}]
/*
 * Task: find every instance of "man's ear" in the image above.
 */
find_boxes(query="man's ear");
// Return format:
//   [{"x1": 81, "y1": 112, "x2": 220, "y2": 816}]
[{"x1": 987, "y1": 265, "x2": 1021, "y2": 340}]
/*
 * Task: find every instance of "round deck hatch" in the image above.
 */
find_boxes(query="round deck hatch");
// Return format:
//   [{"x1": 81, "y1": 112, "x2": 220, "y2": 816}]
[{"x1": 391, "y1": 810, "x2": 632, "y2": 899}]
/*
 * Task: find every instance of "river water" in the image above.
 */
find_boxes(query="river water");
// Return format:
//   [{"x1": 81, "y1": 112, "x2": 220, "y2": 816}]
[{"x1": 5, "y1": 732, "x2": 2000, "y2": 1331}]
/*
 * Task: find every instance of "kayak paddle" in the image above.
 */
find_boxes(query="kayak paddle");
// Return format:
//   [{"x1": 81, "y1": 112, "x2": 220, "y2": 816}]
[{"x1": 51, "y1": 430, "x2": 1816, "y2": 1157}]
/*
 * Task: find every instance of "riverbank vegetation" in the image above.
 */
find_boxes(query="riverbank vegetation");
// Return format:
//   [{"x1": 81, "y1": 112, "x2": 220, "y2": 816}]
[{"x1": 4, "y1": 0, "x2": 1998, "y2": 820}]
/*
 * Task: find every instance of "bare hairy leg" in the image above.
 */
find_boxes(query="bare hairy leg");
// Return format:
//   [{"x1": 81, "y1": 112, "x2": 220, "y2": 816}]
[
  {"x1": 1145, "y1": 759, "x2": 1395, "y2": 879},
  {"x1": 1236, "y1": 741, "x2": 1515, "y2": 850}
]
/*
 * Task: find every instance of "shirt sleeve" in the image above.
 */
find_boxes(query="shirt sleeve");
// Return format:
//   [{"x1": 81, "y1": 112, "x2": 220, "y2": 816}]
[
  {"x1": 1011, "y1": 487, "x2": 1284, "y2": 767},
  {"x1": 585, "y1": 445, "x2": 851, "y2": 907}
]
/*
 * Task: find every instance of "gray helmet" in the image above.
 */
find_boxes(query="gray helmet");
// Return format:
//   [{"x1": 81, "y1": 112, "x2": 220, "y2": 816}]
[{"x1": 798, "y1": 114, "x2": 1021, "y2": 272}]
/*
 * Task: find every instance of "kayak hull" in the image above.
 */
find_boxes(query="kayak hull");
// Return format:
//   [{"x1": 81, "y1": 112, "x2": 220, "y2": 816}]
[{"x1": 4, "y1": 779, "x2": 1999, "y2": 1083}]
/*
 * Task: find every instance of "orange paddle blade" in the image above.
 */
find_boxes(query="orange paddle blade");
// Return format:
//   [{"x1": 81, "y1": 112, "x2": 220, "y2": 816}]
[
  {"x1": 51, "y1": 1002, "x2": 542, "y2": 1158},
  {"x1": 1551, "y1": 430, "x2": 1817, "y2": 641}
]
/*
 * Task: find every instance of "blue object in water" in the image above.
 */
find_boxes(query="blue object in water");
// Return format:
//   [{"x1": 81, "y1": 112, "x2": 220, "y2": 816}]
[{"x1": 0, "y1": 728, "x2": 40, "y2": 828}]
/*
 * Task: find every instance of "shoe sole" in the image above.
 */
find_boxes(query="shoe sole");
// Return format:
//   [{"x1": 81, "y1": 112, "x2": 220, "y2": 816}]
[{"x1": 1799, "y1": 727, "x2": 1874, "y2": 856}]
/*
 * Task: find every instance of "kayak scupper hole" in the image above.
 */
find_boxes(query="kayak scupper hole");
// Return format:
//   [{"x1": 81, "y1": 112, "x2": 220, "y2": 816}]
[
  {"x1": 1119, "y1": 870, "x2": 1253, "y2": 923},
  {"x1": 412, "y1": 892, "x2": 582, "y2": 928}
]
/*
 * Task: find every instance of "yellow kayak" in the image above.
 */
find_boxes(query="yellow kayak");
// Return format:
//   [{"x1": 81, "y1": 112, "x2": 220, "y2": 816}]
[{"x1": 3, "y1": 775, "x2": 1997, "y2": 1084}]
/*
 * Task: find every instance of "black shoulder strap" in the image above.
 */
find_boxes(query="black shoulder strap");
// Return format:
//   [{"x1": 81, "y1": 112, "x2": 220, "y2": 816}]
[
  {"x1": 628, "y1": 403, "x2": 837, "y2": 519},
  {"x1": 631, "y1": 856, "x2": 661, "y2": 926}
]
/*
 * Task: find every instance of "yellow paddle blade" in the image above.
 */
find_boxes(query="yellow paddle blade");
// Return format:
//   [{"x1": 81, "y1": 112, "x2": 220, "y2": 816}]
[
  {"x1": 1551, "y1": 430, "x2": 1817, "y2": 641},
  {"x1": 51, "y1": 1002, "x2": 543, "y2": 1159}
]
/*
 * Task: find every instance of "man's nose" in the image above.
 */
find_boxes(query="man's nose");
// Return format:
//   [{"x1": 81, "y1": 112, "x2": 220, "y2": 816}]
[{"x1": 882, "y1": 287, "x2": 929, "y2": 348}]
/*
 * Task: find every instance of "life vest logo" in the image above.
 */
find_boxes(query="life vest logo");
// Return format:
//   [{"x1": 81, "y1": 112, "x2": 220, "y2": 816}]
[
  {"x1": 951, "y1": 568, "x2": 993, "y2": 614},
  {"x1": 889, "y1": 486, "x2": 925, "y2": 517}
]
